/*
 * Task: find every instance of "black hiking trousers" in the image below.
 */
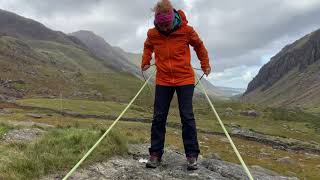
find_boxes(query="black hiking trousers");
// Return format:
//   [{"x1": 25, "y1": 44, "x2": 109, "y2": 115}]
[{"x1": 149, "y1": 84, "x2": 200, "y2": 158}]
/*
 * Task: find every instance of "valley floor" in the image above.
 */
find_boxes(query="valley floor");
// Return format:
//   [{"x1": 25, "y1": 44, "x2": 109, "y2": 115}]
[{"x1": 0, "y1": 98, "x2": 320, "y2": 179}]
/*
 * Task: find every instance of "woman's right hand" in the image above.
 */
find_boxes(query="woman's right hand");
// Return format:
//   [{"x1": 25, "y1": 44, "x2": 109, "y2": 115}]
[
  {"x1": 142, "y1": 65, "x2": 150, "y2": 71},
  {"x1": 204, "y1": 67, "x2": 211, "y2": 76}
]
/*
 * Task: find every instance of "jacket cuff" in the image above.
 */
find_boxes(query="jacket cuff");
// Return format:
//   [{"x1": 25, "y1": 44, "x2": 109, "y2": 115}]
[
  {"x1": 201, "y1": 63, "x2": 210, "y2": 71},
  {"x1": 141, "y1": 59, "x2": 151, "y2": 68}
]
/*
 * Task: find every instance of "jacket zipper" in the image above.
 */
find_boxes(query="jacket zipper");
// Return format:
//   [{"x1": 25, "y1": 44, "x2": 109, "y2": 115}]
[{"x1": 167, "y1": 36, "x2": 174, "y2": 84}]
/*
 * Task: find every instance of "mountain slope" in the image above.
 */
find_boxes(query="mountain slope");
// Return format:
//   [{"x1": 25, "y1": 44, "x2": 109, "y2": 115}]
[
  {"x1": 0, "y1": 9, "x2": 151, "y2": 104},
  {"x1": 0, "y1": 9, "x2": 83, "y2": 48},
  {"x1": 69, "y1": 30, "x2": 140, "y2": 75},
  {"x1": 242, "y1": 29, "x2": 320, "y2": 109}
]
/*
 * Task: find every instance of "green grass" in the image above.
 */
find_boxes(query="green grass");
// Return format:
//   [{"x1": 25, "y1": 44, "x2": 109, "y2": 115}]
[
  {"x1": 17, "y1": 98, "x2": 152, "y2": 118},
  {"x1": 0, "y1": 123, "x2": 13, "y2": 139},
  {"x1": 0, "y1": 127, "x2": 127, "y2": 180},
  {"x1": 268, "y1": 107, "x2": 319, "y2": 121},
  {"x1": 267, "y1": 107, "x2": 320, "y2": 134}
]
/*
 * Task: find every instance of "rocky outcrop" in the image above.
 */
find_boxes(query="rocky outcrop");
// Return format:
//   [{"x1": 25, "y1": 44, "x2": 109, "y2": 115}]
[{"x1": 45, "y1": 144, "x2": 299, "y2": 180}]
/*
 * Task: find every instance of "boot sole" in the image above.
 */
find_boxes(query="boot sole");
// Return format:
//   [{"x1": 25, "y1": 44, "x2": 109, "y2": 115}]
[
  {"x1": 146, "y1": 163, "x2": 160, "y2": 169},
  {"x1": 187, "y1": 165, "x2": 199, "y2": 171}
]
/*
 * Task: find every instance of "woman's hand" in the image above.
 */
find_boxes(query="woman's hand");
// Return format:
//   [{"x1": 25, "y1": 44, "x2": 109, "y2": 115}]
[
  {"x1": 142, "y1": 65, "x2": 150, "y2": 71},
  {"x1": 204, "y1": 67, "x2": 211, "y2": 76}
]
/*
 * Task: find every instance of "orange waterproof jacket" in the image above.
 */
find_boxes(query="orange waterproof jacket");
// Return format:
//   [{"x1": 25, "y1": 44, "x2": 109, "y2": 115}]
[{"x1": 141, "y1": 10, "x2": 210, "y2": 86}]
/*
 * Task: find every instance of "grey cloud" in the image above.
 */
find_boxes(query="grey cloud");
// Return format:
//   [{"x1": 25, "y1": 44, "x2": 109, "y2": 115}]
[
  {"x1": 190, "y1": 0, "x2": 320, "y2": 70},
  {"x1": 0, "y1": 0, "x2": 187, "y2": 52},
  {"x1": 1, "y1": 0, "x2": 320, "y2": 87}
]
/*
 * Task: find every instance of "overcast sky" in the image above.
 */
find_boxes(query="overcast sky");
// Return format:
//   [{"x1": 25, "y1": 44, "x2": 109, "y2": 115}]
[{"x1": 1, "y1": 0, "x2": 320, "y2": 88}]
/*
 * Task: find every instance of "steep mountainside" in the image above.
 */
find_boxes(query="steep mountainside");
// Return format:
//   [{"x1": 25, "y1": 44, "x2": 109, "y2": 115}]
[
  {"x1": 242, "y1": 29, "x2": 320, "y2": 109},
  {"x1": 69, "y1": 30, "x2": 140, "y2": 75}
]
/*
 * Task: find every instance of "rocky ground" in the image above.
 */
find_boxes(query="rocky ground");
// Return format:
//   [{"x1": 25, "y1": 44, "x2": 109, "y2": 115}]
[
  {"x1": 3, "y1": 128, "x2": 45, "y2": 143},
  {"x1": 44, "y1": 144, "x2": 299, "y2": 180}
]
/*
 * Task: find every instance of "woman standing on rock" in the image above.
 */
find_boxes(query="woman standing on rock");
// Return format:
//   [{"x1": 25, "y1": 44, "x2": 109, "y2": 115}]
[{"x1": 141, "y1": 0, "x2": 211, "y2": 170}]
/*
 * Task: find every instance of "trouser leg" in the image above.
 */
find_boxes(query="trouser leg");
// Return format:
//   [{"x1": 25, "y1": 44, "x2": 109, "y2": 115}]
[
  {"x1": 176, "y1": 84, "x2": 200, "y2": 158},
  {"x1": 149, "y1": 85, "x2": 175, "y2": 157}
]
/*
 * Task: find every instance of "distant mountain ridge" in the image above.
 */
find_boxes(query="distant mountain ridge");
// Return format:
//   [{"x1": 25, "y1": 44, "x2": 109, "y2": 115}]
[
  {"x1": 0, "y1": 9, "x2": 83, "y2": 48},
  {"x1": 70, "y1": 30, "x2": 141, "y2": 76},
  {"x1": 216, "y1": 86, "x2": 245, "y2": 96},
  {"x1": 242, "y1": 28, "x2": 320, "y2": 108}
]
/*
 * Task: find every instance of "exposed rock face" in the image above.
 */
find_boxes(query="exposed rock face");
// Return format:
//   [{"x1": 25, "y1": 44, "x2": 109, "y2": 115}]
[
  {"x1": 242, "y1": 29, "x2": 320, "y2": 107},
  {"x1": 45, "y1": 144, "x2": 299, "y2": 180}
]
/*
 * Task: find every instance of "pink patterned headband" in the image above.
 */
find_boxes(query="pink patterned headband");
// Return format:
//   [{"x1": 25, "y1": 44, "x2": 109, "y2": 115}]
[{"x1": 155, "y1": 10, "x2": 174, "y2": 25}]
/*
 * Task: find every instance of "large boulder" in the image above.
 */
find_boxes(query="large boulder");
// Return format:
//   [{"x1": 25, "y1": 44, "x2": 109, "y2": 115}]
[{"x1": 224, "y1": 107, "x2": 234, "y2": 116}]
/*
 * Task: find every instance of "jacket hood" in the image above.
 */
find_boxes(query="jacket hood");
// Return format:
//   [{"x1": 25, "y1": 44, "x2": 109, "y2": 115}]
[{"x1": 177, "y1": 9, "x2": 188, "y2": 26}]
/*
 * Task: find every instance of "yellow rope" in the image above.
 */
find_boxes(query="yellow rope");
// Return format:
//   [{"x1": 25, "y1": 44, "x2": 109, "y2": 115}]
[
  {"x1": 62, "y1": 69, "x2": 156, "y2": 180},
  {"x1": 62, "y1": 68, "x2": 253, "y2": 179},
  {"x1": 196, "y1": 73, "x2": 254, "y2": 180}
]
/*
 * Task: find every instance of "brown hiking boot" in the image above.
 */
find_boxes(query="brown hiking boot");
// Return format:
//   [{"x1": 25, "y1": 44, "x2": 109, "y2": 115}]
[
  {"x1": 187, "y1": 156, "x2": 198, "y2": 171},
  {"x1": 146, "y1": 153, "x2": 161, "y2": 168}
]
